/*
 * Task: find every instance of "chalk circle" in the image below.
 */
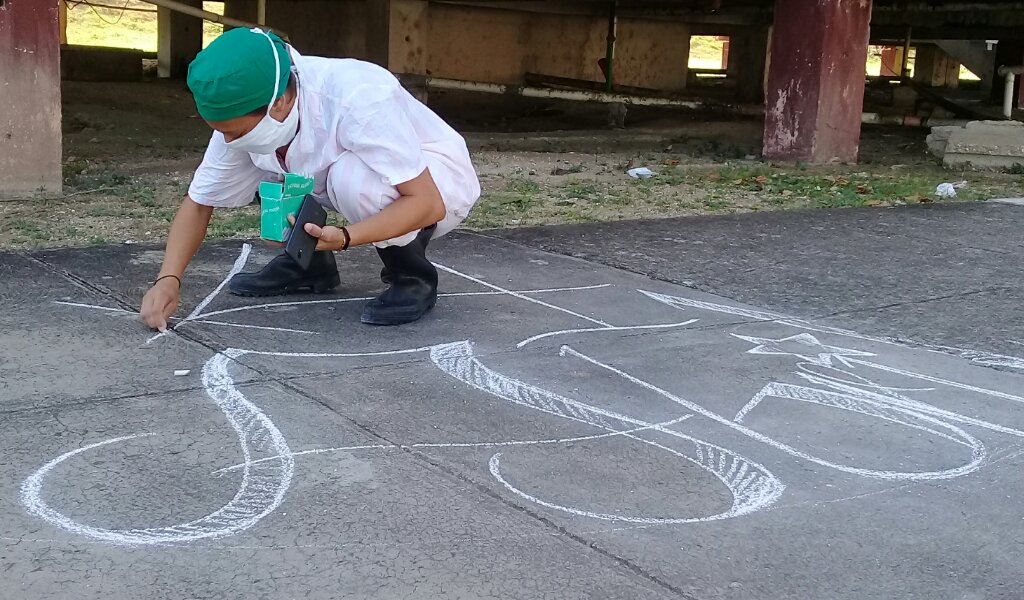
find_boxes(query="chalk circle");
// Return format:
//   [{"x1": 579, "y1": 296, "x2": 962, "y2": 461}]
[
  {"x1": 19, "y1": 351, "x2": 295, "y2": 546},
  {"x1": 489, "y1": 446, "x2": 783, "y2": 524},
  {"x1": 483, "y1": 441, "x2": 735, "y2": 523}
]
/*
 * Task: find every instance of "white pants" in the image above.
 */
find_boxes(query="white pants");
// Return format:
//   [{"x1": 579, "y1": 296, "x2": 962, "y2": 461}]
[{"x1": 322, "y1": 151, "x2": 476, "y2": 248}]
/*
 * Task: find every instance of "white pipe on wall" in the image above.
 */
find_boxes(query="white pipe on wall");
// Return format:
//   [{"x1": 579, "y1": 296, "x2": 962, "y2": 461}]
[{"x1": 997, "y1": 65, "x2": 1024, "y2": 119}]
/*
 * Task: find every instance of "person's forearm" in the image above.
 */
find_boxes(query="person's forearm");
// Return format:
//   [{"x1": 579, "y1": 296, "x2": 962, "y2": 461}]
[
  {"x1": 158, "y1": 196, "x2": 214, "y2": 279},
  {"x1": 345, "y1": 193, "x2": 445, "y2": 247}
]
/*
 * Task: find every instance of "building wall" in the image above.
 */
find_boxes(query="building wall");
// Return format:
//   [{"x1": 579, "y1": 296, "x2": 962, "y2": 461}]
[
  {"x1": 427, "y1": 4, "x2": 529, "y2": 83},
  {"x1": 226, "y1": 0, "x2": 370, "y2": 60},
  {"x1": 427, "y1": 5, "x2": 690, "y2": 91},
  {"x1": 0, "y1": 0, "x2": 62, "y2": 196},
  {"x1": 225, "y1": 1, "x2": 690, "y2": 91}
]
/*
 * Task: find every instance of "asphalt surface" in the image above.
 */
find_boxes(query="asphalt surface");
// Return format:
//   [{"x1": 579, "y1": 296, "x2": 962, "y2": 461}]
[{"x1": 1, "y1": 202, "x2": 1023, "y2": 600}]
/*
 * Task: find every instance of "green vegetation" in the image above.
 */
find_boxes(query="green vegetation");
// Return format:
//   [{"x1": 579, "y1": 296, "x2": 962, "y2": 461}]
[
  {"x1": 207, "y1": 208, "x2": 261, "y2": 238},
  {"x1": 65, "y1": 1, "x2": 225, "y2": 51}
]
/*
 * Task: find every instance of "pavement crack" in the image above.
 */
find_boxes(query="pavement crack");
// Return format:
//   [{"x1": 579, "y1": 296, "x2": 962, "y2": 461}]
[
  {"x1": 236, "y1": 362, "x2": 699, "y2": 599},
  {"x1": 850, "y1": 221, "x2": 1022, "y2": 257},
  {"x1": 812, "y1": 285, "x2": 1014, "y2": 320},
  {"x1": 26, "y1": 253, "x2": 139, "y2": 313}
]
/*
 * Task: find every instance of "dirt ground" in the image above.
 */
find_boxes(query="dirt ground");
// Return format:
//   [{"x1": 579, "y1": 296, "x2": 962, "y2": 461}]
[{"x1": 1, "y1": 80, "x2": 1020, "y2": 249}]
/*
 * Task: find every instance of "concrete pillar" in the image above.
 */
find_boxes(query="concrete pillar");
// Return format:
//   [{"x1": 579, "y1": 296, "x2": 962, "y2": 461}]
[
  {"x1": 0, "y1": 0, "x2": 62, "y2": 196},
  {"x1": 728, "y1": 26, "x2": 769, "y2": 103},
  {"x1": 763, "y1": 0, "x2": 872, "y2": 164},
  {"x1": 158, "y1": 0, "x2": 203, "y2": 78}
]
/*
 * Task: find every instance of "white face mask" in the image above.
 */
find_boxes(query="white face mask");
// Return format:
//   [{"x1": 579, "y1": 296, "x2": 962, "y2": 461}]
[{"x1": 225, "y1": 29, "x2": 299, "y2": 155}]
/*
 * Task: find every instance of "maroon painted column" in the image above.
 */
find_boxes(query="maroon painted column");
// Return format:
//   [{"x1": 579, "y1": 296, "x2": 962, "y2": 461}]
[
  {"x1": 763, "y1": 0, "x2": 872, "y2": 163},
  {"x1": 0, "y1": 0, "x2": 62, "y2": 195}
]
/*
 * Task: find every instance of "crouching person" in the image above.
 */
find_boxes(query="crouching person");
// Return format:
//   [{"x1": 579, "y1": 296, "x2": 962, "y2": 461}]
[{"x1": 140, "y1": 27, "x2": 480, "y2": 330}]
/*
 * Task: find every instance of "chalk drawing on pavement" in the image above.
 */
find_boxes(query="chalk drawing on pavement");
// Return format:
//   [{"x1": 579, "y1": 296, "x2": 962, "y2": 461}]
[{"x1": 22, "y1": 245, "x2": 1024, "y2": 545}]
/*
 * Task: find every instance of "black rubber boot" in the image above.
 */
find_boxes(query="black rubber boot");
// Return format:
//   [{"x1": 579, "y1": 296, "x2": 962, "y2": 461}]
[
  {"x1": 361, "y1": 226, "x2": 438, "y2": 325},
  {"x1": 228, "y1": 251, "x2": 340, "y2": 297}
]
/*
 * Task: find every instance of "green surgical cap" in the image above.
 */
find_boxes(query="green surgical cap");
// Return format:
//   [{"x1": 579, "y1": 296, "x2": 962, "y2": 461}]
[{"x1": 187, "y1": 28, "x2": 292, "y2": 121}]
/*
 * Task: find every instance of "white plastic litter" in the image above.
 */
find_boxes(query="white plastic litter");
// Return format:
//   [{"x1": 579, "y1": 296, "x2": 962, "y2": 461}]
[
  {"x1": 627, "y1": 167, "x2": 655, "y2": 179},
  {"x1": 174, "y1": 369, "x2": 191, "y2": 377},
  {"x1": 935, "y1": 182, "x2": 957, "y2": 198}
]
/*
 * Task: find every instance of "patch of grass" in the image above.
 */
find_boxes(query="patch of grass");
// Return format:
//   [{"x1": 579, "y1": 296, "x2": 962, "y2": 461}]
[
  {"x1": 155, "y1": 208, "x2": 178, "y2": 222},
  {"x1": 464, "y1": 175, "x2": 544, "y2": 228},
  {"x1": 466, "y1": 191, "x2": 542, "y2": 228},
  {"x1": 86, "y1": 205, "x2": 127, "y2": 218},
  {"x1": 6, "y1": 220, "x2": 48, "y2": 241},
  {"x1": 504, "y1": 176, "x2": 541, "y2": 195},
  {"x1": 561, "y1": 178, "x2": 601, "y2": 201},
  {"x1": 653, "y1": 165, "x2": 688, "y2": 186},
  {"x1": 69, "y1": 169, "x2": 131, "y2": 190},
  {"x1": 62, "y1": 159, "x2": 90, "y2": 183},
  {"x1": 701, "y1": 196, "x2": 730, "y2": 211},
  {"x1": 131, "y1": 182, "x2": 160, "y2": 208},
  {"x1": 691, "y1": 166, "x2": 949, "y2": 210},
  {"x1": 207, "y1": 209, "x2": 261, "y2": 238}
]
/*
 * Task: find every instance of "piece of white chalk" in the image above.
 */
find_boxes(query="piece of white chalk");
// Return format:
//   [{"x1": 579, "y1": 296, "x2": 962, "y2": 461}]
[{"x1": 174, "y1": 369, "x2": 191, "y2": 376}]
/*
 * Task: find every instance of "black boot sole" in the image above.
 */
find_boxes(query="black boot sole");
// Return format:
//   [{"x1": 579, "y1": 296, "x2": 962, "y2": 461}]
[
  {"x1": 228, "y1": 273, "x2": 341, "y2": 298},
  {"x1": 360, "y1": 297, "x2": 437, "y2": 326}
]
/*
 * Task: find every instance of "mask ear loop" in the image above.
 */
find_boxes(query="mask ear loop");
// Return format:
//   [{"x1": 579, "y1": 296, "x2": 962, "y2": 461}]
[{"x1": 250, "y1": 27, "x2": 281, "y2": 117}]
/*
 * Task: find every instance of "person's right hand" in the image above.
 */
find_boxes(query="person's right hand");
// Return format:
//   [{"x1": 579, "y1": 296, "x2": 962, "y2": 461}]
[{"x1": 140, "y1": 276, "x2": 181, "y2": 332}]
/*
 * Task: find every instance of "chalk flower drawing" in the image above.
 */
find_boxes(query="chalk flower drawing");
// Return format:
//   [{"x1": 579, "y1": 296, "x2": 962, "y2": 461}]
[{"x1": 22, "y1": 245, "x2": 1024, "y2": 545}]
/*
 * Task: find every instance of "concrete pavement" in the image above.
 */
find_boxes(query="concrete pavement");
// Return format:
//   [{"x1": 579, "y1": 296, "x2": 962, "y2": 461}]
[{"x1": 2, "y1": 204, "x2": 1023, "y2": 599}]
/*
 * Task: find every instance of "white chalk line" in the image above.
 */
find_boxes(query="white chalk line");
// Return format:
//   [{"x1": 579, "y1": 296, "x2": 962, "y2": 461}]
[
  {"x1": 795, "y1": 362, "x2": 936, "y2": 394},
  {"x1": 639, "y1": 289, "x2": 1024, "y2": 371},
  {"x1": 53, "y1": 301, "x2": 136, "y2": 315},
  {"x1": 560, "y1": 344, "x2": 986, "y2": 481},
  {"x1": 38, "y1": 253, "x2": 1018, "y2": 538},
  {"x1": 435, "y1": 263, "x2": 612, "y2": 327},
  {"x1": 234, "y1": 345, "x2": 438, "y2": 359},
  {"x1": 846, "y1": 357, "x2": 1024, "y2": 406},
  {"x1": 431, "y1": 341, "x2": 786, "y2": 523},
  {"x1": 190, "y1": 319, "x2": 320, "y2": 336},
  {"x1": 210, "y1": 415, "x2": 694, "y2": 476},
  {"x1": 516, "y1": 320, "x2": 699, "y2": 348},
  {"x1": 764, "y1": 483, "x2": 919, "y2": 512},
  {"x1": 985, "y1": 446, "x2": 1024, "y2": 467},
  {"x1": 488, "y1": 426, "x2": 783, "y2": 525},
  {"x1": 726, "y1": 329, "x2": 1024, "y2": 442},
  {"x1": 197, "y1": 284, "x2": 612, "y2": 320},
  {"x1": 186, "y1": 244, "x2": 253, "y2": 321},
  {"x1": 791, "y1": 360, "x2": 1024, "y2": 441},
  {"x1": 20, "y1": 349, "x2": 294, "y2": 545},
  {"x1": 731, "y1": 332, "x2": 877, "y2": 369},
  {"x1": 146, "y1": 243, "x2": 252, "y2": 344}
]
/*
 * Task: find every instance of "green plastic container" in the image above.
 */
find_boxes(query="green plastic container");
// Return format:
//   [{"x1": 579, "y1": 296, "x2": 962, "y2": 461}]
[{"x1": 259, "y1": 173, "x2": 315, "y2": 242}]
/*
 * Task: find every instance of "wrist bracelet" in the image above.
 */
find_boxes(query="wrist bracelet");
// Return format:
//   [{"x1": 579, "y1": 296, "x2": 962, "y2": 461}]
[
  {"x1": 154, "y1": 274, "x2": 182, "y2": 288},
  {"x1": 340, "y1": 226, "x2": 351, "y2": 251}
]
